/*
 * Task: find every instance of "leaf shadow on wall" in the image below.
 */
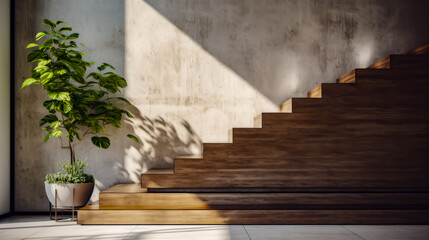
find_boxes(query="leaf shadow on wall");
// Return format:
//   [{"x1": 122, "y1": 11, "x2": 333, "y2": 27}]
[{"x1": 113, "y1": 104, "x2": 202, "y2": 184}]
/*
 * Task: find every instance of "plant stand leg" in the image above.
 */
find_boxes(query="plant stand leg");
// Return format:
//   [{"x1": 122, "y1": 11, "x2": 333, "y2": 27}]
[
  {"x1": 72, "y1": 188, "x2": 75, "y2": 221},
  {"x1": 49, "y1": 202, "x2": 52, "y2": 220},
  {"x1": 55, "y1": 189, "x2": 57, "y2": 222}
]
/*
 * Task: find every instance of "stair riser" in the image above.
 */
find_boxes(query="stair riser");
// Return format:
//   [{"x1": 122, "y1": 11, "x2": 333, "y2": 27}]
[
  {"x1": 174, "y1": 158, "x2": 428, "y2": 175},
  {"x1": 142, "y1": 172, "x2": 429, "y2": 188},
  {"x1": 261, "y1": 111, "x2": 429, "y2": 128},
  {"x1": 232, "y1": 128, "x2": 429, "y2": 143},
  {"x1": 338, "y1": 69, "x2": 429, "y2": 83},
  {"x1": 390, "y1": 54, "x2": 429, "y2": 69},
  {"x1": 368, "y1": 56, "x2": 390, "y2": 69},
  {"x1": 368, "y1": 55, "x2": 429, "y2": 70},
  {"x1": 143, "y1": 158, "x2": 429, "y2": 188},
  {"x1": 99, "y1": 192, "x2": 429, "y2": 209},
  {"x1": 315, "y1": 81, "x2": 429, "y2": 99},
  {"x1": 287, "y1": 98, "x2": 429, "y2": 114},
  {"x1": 198, "y1": 142, "x2": 429, "y2": 160}
]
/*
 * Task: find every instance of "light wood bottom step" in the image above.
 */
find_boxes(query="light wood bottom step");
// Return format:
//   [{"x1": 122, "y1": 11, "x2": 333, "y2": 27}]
[{"x1": 78, "y1": 206, "x2": 429, "y2": 224}]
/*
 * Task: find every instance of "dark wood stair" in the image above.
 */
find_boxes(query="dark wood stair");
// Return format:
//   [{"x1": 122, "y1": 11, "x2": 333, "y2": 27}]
[{"x1": 78, "y1": 43, "x2": 429, "y2": 224}]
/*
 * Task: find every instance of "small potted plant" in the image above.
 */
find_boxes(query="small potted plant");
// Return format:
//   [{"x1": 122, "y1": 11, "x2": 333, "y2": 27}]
[{"x1": 22, "y1": 19, "x2": 139, "y2": 209}]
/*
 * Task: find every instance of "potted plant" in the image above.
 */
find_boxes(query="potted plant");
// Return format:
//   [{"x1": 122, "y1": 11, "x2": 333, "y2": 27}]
[{"x1": 22, "y1": 19, "x2": 139, "y2": 209}]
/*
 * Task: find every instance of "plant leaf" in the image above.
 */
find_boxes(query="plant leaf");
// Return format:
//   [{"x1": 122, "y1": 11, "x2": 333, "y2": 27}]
[
  {"x1": 27, "y1": 50, "x2": 46, "y2": 62},
  {"x1": 51, "y1": 129, "x2": 63, "y2": 137},
  {"x1": 55, "y1": 20, "x2": 68, "y2": 25},
  {"x1": 38, "y1": 59, "x2": 51, "y2": 66},
  {"x1": 50, "y1": 121, "x2": 62, "y2": 129},
  {"x1": 91, "y1": 136, "x2": 110, "y2": 149},
  {"x1": 42, "y1": 19, "x2": 55, "y2": 28},
  {"x1": 44, "y1": 132, "x2": 51, "y2": 142},
  {"x1": 21, "y1": 78, "x2": 38, "y2": 88},
  {"x1": 58, "y1": 26, "x2": 72, "y2": 32},
  {"x1": 40, "y1": 114, "x2": 58, "y2": 126},
  {"x1": 48, "y1": 92, "x2": 70, "y2": 101},
  {"x1": 127, "y1": 134, "x2": 140, "y2": 143},
  {"x1": 102, "y1": 62, "x2": 116, "y2": 70},
  {"x1": 59, "y1": 101, "x2": 73, "y2": 113},
  {"x1": 35, "y1": 31, "x2": 49, "y2": 41},
  {"x1": 40, "y1": 71, "x2": 54, "y2": 84},
  {"x1": 67, "y1": 33, "x2": 79, "y2": 40},
  {"x1": 113, "y1": 97, "x2": 131, "y2": 105},
  {"x1": 26, "y1": 43, "x2": 39, "y2": 48}
]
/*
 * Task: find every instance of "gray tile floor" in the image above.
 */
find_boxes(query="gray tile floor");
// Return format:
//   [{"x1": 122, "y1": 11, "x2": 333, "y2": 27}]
[{"x1": 1, "y1": 215, "x2": 429, "y2": 240}]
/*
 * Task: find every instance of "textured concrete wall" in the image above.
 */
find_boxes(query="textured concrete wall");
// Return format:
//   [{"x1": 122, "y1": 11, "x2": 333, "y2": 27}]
[
  {"x1": 0, "y1": 0, "x2": 10, "y2": 215},
  {"x1": 15, "y1": 0, "x2": 429, "y2": 211}
]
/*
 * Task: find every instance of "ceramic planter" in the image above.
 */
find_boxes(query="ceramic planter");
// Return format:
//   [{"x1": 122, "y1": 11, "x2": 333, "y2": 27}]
[{"x1": 45, "y1": 182, "x2": 94, "y2": 208}]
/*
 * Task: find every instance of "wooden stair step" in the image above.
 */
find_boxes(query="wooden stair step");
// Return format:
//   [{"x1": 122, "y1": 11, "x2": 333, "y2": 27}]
[
  {"x1": 142, "y1": 168, "x2": 174, "y2": 175},
  {"x1": 368, "y1": 54, "x2": 429, "y2": 69},
  {"x1": 259, "y1": 111, "x2": 429, "y2": 129},
  {"x1": 307, "y1": 84, "x2": 322, "y2": 98},
  {"x1": 142, "y1": 167, "x2": 429, "y2": 188},
  {"x1": 409, "y1": 43, "x2": 429, "y2": 54},
  {"x1": 230, "y1": 126, "x2": 429, "y2": 143},
  {"x1": 337, "y1": 69, "x2": 429, "y2": 84},
  {"x1": 253, "y1": 114, "x2": 262, "y2": 128},
  {"x1": 78, "y1": 205, "x2": 429, "y2": 224},
  {"x1": 280, "y1": 98, "x2": 292, "y2": 113},
  {"x1": 273, "y1": 95, "x2": 429, "y2": 115},
  {"x1": 308, "y1": 79, "x2": 429, "y2": 99},
  {"x1": 368, "y1": 56, "x2": 390, "y2": 69},
  {"x1": 175, "y1": 155, "x2": 203, "y2": 160},
  {"x1": 174, "y1": 158, "x2": 428, "y2": 174},
  {"x1": 189, "y1": 138, "x2": 429, "y2": 163},
  {"x1": 98, "y1": 184, "x2": 429, "y2": 209},
  {"x1": 102, "y1": 183, "x2": 147, "y2": 193},
  {"x1": 389, "y1": 54, "x2": 429, "y2": 69}
]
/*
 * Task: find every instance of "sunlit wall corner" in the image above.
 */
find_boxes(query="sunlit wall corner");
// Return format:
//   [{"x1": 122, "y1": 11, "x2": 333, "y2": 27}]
[{"x1": 0, "y1": 0, "x2": 11, "y2": 216}]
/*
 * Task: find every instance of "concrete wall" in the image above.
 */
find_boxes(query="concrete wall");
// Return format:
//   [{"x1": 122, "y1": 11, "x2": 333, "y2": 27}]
[
  {"x1": 0, "y1": 0, "x2": 10, "y2": 215},
  {"x1": 15, "y1": 0, "x2": 429, "y2": 211}
]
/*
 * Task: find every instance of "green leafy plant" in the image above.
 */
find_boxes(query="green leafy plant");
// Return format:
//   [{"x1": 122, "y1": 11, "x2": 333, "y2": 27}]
[
  {"x1": 22, "y1": 19, "x2": 139, "y2": 180},
  {"x1": 45, "y1": 158, "x2": 94, "y2": 184}
]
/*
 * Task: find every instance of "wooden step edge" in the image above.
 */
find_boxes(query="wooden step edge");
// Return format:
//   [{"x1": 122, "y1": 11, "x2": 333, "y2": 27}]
[
  {"x1": 254, "y1": 114, "x2": 262, "y2": 128},
  {"x1": 174, "y1": 155, "x2": 203, "y2": 160},
  {"x1": 337, "y1": 69, "x2": 356, "y2": 83},
  {"x1": 280, "y1": 98, "x2": 292, "y2": 113},
  {"x1": 307, "y1": 84, "x2": 322, "y2": 98},
  {"x1": 228, "y1": 129, "x2": 233, "y2": 143},
  {"x1": 77, "y1": 208, "x2": 429, "y2": 224},
  {"x1": 368, "y1": 56, "x2": 390, "y2": 69},
  {"x1": 101, "y1": 184, "x2": 147, "y2": 193},
  {"x1": 409, "y1": 43, "x2": 429, "y2": 54},
  {"x1": 142, "y1": 168, "x2": 174, "y2": 175}
]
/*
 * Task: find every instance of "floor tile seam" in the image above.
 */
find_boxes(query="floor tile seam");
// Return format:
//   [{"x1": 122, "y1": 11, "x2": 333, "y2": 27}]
[
  {"x1": 340, "y1": 225, "x2": 367, "y2": 240},
  {"x1": 242, "y1": 225, "x2": 252, "y2": 240},
  {"x1": 121, "y1": 225, "x2": 137, "y2": 240},
  {"x1": 21, "y1": 224, "x2": 50, "y2": 240}
]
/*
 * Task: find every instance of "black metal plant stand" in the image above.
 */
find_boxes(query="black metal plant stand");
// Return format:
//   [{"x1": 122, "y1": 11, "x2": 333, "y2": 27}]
[{"x1": 49, "y1": 188, "x2": 77, "y2": 222}]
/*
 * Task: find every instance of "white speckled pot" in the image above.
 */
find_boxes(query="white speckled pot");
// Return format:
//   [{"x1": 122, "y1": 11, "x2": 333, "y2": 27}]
[{"x1": 45, "y1": 182, "x2": 94, "y2": 208}]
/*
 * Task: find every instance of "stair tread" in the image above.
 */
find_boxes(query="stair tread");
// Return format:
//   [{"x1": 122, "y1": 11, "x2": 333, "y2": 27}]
[
  {"x1": 78, "y1": 209, "x2": 429, "y2": 224},
  {"x1": 175, "y1": 155, "x2": 203, "y2": 160},
  {"x1": 143, "y1": 169, "x2": 174, "y2": 175},
  {"x1": 102, "y1": 184, "x2": 146, "y2": 193}
]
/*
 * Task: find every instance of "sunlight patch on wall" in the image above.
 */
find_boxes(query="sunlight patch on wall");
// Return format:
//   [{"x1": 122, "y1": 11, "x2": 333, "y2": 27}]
[
  {"x1": 123, "y1": 0, "x2": 278, "y2": 153},
  {"x1": 354, "y1": 38, "x2": 375, "y2": 67}
]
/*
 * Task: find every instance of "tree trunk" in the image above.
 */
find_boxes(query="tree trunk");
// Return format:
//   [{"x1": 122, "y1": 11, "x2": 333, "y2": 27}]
[{"x1": 68, "y1": 141, "x2": 76, "y2": 174}]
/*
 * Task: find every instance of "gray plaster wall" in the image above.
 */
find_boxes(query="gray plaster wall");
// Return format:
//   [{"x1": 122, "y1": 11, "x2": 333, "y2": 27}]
[
  {"x1": 0, "y1": 0, "x2": 10, "y2": 215},
  {"x1": 15, "y1": 0, "x2": 429, "y2": 211}
]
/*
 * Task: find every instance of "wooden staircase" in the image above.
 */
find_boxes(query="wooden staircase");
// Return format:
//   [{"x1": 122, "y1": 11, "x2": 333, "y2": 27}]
[{"x1": 78, "y1": 44, "x2": 429, "y2": 224}]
